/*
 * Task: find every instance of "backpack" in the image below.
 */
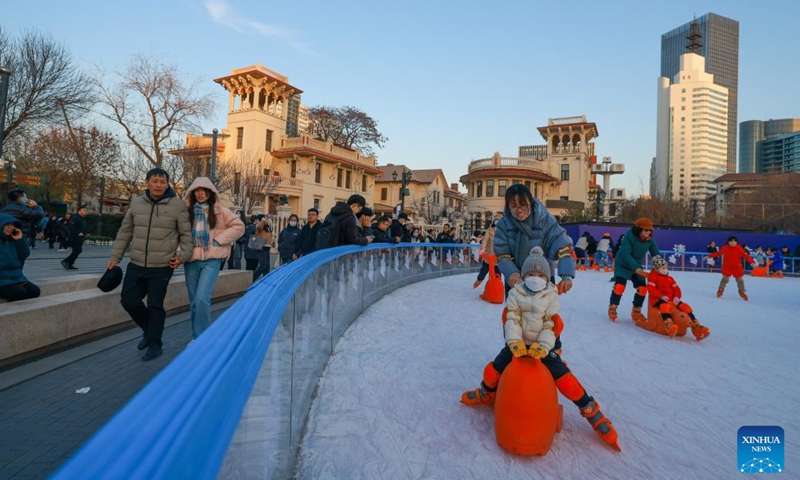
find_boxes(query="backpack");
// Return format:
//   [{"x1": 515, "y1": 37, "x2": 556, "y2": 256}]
[{"x1": 314, "y1": 213, "x2": 343, "y2": 251}]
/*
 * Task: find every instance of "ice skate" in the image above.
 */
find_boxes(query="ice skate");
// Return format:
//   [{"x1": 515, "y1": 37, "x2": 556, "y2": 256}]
[
  {"x1": 691, "y1": 324, "x2": 710, "y2": 341},
  {"x1": 580, "y1": 400, "x2": 620, "y2": 451},
  {"x1": 473, "y1": 279, "x2": 483, "y2": 289},
  {"x1": 461, "y1": 386, "x2": 495, "y2": 406},
  {"x1": 631, "y1": 306, "x2": 647, "y2": 323},
  {"x1": 716, "y1": 289, "x2": 723, "y2": 298},
  {"x1": 739, "y1": 290, "x2": 748, "y2": 301},
  {"x1": 608, "y1": 304, "x2": 618, "y2": 322}
]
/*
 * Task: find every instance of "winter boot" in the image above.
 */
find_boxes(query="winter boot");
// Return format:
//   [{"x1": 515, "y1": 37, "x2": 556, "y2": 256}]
[
  {"x1": 608, "y1": 304, "x2": 618, "y2": 322},
  {"x1": 716, "y1": 289, "x2": 723, "y2": 298},
  {"x1": 604, "y1": 266, "x2": 612, "y2": 273},
  {"x1": 739, "y1": 290, "x2": 748, "y2": 301},
  {"x1": 631, "y1": 306, "x2": 647, "y2": 324},
  {"x1": 691, "y1": 323, "x2": 710, "y2": 341},
  {"x1": 580, "y1": 399, "x2": 620, "y2": 451},
  {"x1": 663, "y1": 319, "x2": 678, "y2": 338}
]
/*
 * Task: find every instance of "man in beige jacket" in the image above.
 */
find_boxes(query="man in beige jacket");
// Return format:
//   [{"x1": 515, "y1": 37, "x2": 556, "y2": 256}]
[{"x1": 107, "y1": 168, "x2": 193, "y2": 361}]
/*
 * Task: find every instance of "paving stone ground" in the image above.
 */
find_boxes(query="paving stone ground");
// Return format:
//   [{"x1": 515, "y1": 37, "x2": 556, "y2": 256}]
[{"x1": 0, "y1": 302, "x2": 234, "y2": 480}]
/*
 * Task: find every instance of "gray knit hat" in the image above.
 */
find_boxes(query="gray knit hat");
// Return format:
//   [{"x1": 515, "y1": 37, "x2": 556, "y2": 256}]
[{"x1": 522, "y1": 246, "x2": 551, "y2": 278}]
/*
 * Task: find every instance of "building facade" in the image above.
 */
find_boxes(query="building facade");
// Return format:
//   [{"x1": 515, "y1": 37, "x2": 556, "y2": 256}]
[
  {"x1": 661, "y1": 13, "x2": 739, "y2": 173},
  {"x1": 373, "y1": 165, "x2": 449, "y2": 221},
  {"x1": 739, "y1": 119, "x2": 800, "y2": 173},
  {"x1": 654, "y1": 51, "x2": 729, "y2": 202},
  {"x1": 170, "y1": 64, "x2": 380, "y2": 217}
]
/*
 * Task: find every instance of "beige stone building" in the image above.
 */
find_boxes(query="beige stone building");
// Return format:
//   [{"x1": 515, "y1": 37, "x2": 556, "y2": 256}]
[
  {"x1": 373, "y1": 165, "x2": 448, "y2": 221},
  {"x1": 461, "y1": 116, "x2": 601, "y2": 224},
  {"x1": 170, "y1": 64, "x2": 380, "y2": 217}
]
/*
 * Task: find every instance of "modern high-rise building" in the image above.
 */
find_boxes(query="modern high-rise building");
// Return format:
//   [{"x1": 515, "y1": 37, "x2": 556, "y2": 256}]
[
  {"x1": 661, "y1": 13, "x2": 739, "y2": 173},
  {"x1": 739, "y1": 119, "x2": 800, "y2": 173},
  {"x1": 654, "y1": 37, "x2": 729, "y2": 202}
]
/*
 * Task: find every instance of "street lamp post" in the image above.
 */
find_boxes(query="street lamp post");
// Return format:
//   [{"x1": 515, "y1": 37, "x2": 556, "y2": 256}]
[
  {"x1": 391, "y1": 169, "x2": 412, "y2": 218},
  {"x1": 210, "y1": 128, "x2": 219, "y2": 184},
  {"x1": 0, "y1": 67, "x2": 12, "y2": 160}
]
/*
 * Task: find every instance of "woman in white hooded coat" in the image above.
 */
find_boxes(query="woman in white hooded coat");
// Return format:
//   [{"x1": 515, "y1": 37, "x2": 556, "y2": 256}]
[{"x1": 183, "y1": 177, "x2": 244, "y2": 340}]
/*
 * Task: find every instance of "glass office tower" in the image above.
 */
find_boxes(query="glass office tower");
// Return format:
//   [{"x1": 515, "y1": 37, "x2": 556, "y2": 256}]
[{"x1": 662, "y1": 13, "x2": 739, "y2": 173}]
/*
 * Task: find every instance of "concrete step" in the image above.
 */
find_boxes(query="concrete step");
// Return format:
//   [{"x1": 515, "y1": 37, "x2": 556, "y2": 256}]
[{"x1": 0, "y1": 270, "x2": 252, "y2": 368}]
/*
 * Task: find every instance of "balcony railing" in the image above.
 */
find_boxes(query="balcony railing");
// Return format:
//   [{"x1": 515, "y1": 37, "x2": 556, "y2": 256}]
[
  {"x1": 277, "y1": 136, "x2": 377, "y2": 168},
  {"x1": 467, "y1": 156, "x2": 552, "y2": 176}
]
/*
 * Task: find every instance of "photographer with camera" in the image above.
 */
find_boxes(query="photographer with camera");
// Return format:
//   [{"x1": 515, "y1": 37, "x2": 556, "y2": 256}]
[
  {"x1": 0, "y1": 213, "x2": 41, "y2": 302},
  {"x1": 2, "y1": 189, "x2": 45, "y2": 250}
]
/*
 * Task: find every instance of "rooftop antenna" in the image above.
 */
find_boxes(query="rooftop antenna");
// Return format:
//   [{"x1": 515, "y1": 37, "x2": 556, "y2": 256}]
[{"x1": 686, "y1": 15, "x2": 703, "y2": 54}]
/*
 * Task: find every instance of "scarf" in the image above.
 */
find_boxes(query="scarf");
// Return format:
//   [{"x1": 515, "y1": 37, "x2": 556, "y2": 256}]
[
  {"x1": 193, "y1": 202, "x2": 210, "y2": 250},
  {"x1": 512, "y1": 216, "x2": 536, "y2": 271}
]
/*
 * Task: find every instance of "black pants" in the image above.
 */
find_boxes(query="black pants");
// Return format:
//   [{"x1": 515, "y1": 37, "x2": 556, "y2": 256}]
[
  {"x1": 609, "y1": 275, "x2": 647, "y2": 308},
  {"x1": 245, "y1": 259, "x2": 258, "y2": 271},
  {"x1": 120, "y1": 264, "x2": 174, "y2": 347},
  {"x1": 252, "y1": 248, "x2": 271, "y2": 281},
  {"x1": 476, "y1": 262, "x2": 500, "y2": 282},
  {"x1": 0, "y1": 282, "x2": 41, "y2": 302},
  {"x1": 64, "y1": 240, "x2": 83, "y2": 266}
]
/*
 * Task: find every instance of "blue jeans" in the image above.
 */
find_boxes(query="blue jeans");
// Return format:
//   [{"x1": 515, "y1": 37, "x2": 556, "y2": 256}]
[
  {"x1": 594, "y1": 251, "x2": 612, "y2": 268},
  {"x1": 184, "y1": 258, "x2": 221, "y2": 339}
]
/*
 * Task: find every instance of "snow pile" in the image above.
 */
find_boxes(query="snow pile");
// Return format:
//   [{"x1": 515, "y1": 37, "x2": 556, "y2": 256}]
[{"x1": 298, "y1": 271, "x2": 799, "y2": 479}]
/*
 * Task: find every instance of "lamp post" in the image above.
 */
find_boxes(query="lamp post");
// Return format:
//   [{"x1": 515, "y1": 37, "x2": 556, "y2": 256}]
[
  {"x1": 391, "y1": 169, "x2": 412, "y2": 218},
  {"x1": 0, "y1": 67, "x2": 11, "y2": 160},
  {"x1": 210, "y1": 128, "x2": 219, "y2": 184}
]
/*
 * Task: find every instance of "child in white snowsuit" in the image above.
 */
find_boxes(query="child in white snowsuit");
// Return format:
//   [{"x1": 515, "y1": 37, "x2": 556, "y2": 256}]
[{"x1": 461, "y1": 247, "x2": 619, "y2": 450}]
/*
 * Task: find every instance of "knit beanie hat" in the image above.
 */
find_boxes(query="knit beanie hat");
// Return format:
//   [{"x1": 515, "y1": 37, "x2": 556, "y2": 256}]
[
  {"x1": 652, "y1": 255, "x2": 667, "y2": 271},
  {"x1": 521, "y1": 246, "x2": 551, "y2": 279}
]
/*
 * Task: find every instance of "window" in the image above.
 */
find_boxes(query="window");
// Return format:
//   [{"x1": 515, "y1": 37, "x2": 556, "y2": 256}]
[
  {"x1": 313, "y1": 198, "x2": 320, "y2": 210},
  {"x1": 337, "y1": 167, "x2": 343, "y2": 187},
  {"x1": 315, "y1": 163, "x2": 321, "y2": 183},
  {"x1": 560, "y1": 196, "x2": 569, "y2": 201},
  {"x1": 264, "y1": 129, "x2": 273, "y2": 151},
  {"x1": 486, "y1": 180, "x2": 494, "y2": 197},
  {"x1": 381, "y1": 187, "x2": 387, "y2": 201},
  {"x1": 290, "y1": 159, "x2": 297, "y2": 178},
  {"x1": 476, "y1": 181, "x2": 483, "y2": 198},
  {"x1": 236, "y1": 127, "x2": 244, "y2": 149},
  {"x1": 362, "y1": 174, "x2": 367, "y2": 192},
  {"x1": 524, "y1": 180, "x2": 531, "y2": 190},
  {"x1": 346, "y1": 170, "x2": 352, "y2": 189},
  {"x1": 512, "y1": 179, "x2": 521, "y2": 185},
  {"x1": 498, "y1": 180, "x2": 508, "y2": 197},
  {"x1": 561, "y1": 164, "x2": 570, "y2": 181}
]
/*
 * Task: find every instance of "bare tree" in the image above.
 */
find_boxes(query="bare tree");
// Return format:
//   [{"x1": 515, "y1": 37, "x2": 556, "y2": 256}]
[
  {"x1": 96, "y1": 53, "x2": 216, "y2": 168},
  {"x1": 408, "y1": 190, "x2": 445, "y2": 225},
  {"x1": 307, "y1": 105, "x2": 387, "y2": 156},
  {"x1": 615, "y1": 197, "x2": 694, "y2": 226},
  {"x1": 0, "y1": 28, "x2": 94, "y2": 142},
  {"x1": 215, "y1": 153, "x2": 282, "y2": 215}
]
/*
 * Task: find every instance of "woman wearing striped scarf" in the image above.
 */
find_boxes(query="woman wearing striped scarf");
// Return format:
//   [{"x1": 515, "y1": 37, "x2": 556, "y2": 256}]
[{"x1": 184, "y1": 177, "x2": 245, "y2": 340}]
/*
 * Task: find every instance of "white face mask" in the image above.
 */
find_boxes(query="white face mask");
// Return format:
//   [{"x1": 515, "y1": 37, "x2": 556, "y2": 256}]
[
  {"x1": 289, "y1": 221, "x2": 297, "y2": 227},
  {"x1": 657, "y1": 267, "x2": 668, "y2": 275},
  {"x1": 524, "y1": 276, "x2": 547, "y2": 292}
]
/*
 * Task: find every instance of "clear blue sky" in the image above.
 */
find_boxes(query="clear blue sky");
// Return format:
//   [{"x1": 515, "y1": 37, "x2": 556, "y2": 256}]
[{"x1": 3, "y1": 0, "x2": 799, "y2": 196}]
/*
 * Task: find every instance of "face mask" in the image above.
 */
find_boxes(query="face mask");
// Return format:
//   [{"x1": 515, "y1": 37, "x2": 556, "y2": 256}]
[
  {"x1": 657, "y1": 268, "x2": 668, "y2": 275},
  {"x1": 289, "y1": 221, "x2": 297, "y2": 227},
  {"x1": 524, "y1": 276, "x2": 547, "y2": 292},
  {"x1": 18, "y1": 194, "x2": 29, "y2": 205},
  {"x1": 412, "y1": 233, "x2": 419, "y2": 238}
]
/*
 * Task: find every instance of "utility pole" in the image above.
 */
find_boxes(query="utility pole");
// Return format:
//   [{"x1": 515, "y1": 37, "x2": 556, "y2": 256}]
[
  {"x1": 0, "y1": 67, "x2": 11, "y2": 160},
  {"x1": 210, "y1": 129, "x2": 218, "y2": 184}
]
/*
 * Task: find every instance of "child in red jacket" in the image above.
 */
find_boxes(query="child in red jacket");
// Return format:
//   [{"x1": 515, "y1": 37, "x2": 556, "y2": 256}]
[
  {"x1": 648, "y1": 256, "x2": 710, "y2": 340},
  {"x1": 707, "y1": 236, "x2": 757, "y2": 300}
]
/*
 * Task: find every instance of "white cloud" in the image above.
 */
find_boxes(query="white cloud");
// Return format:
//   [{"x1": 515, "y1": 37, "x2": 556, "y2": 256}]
[{"x1": 204, "y1": 0, "x2": 308, "y2": 52}]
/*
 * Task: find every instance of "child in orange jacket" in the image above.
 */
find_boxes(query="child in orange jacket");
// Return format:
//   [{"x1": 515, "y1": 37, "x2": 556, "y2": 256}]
[
  {"x1": 707, "y1": 236, "x2": 757, "y2": 300},
  {"x1": 648, "y1": 256, "x2": 710, "y2": 340}
]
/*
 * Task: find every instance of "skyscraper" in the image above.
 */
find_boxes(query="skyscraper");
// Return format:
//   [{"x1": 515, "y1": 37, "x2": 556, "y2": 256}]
[
  {"x1": 661, "y1": 13, "x2": 739, "y2": 173},
  {"x1": 654, "y1": 21, "x2": 729, "y2": 202},
  {"x1": 740, "y1": 119, "x2": 800, "y2": 173}
]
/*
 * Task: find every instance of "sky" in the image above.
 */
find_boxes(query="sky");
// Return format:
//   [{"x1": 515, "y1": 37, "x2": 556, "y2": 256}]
[
  {"x1": 3, "y1": 0, "x2": 800, "y2": 196},
  {"x1": 297, "y1": 270, "x2": 798, "y2": 478}
]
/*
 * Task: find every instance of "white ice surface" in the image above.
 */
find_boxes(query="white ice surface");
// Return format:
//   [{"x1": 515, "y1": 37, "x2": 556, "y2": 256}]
[{"x1": 298, "y1": 270, "x2": 800, "y2": 479}]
